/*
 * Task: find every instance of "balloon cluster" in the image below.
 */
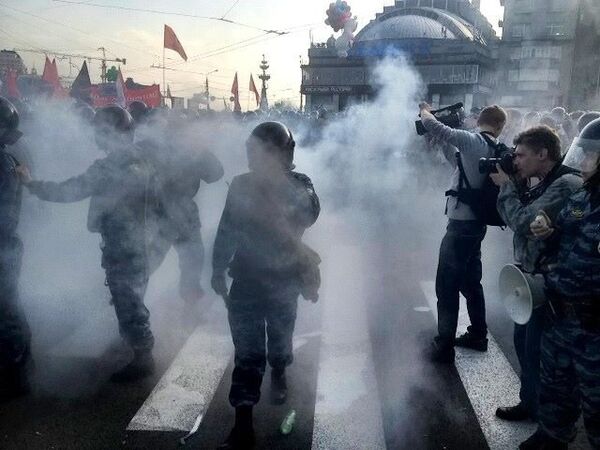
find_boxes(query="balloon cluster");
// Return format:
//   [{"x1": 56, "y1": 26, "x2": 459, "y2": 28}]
[{"x1": 325, "y1": 0, "x2": 353, "y2": 32}]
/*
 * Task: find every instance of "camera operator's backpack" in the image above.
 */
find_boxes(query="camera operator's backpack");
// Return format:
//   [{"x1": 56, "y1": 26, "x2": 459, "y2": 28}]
[{"x1": 447, "y1": 133, "x2": 509, "y2": 227}]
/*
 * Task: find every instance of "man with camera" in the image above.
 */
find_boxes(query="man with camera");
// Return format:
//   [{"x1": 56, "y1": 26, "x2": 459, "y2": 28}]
[
  {"x1": 419, "y1": 103, "x2": 507, "y2": 363},
  {"x1": 519, "y1": 118, "x2": 600, "y2": 450},
  {"x1": 490, "y1": 126, "x2": 582, "y2": 423}
]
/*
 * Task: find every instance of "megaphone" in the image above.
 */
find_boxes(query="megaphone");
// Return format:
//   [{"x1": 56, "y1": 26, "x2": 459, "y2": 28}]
[{"x1": 499, "y1": 264, "x2": 547, "y2": 325}]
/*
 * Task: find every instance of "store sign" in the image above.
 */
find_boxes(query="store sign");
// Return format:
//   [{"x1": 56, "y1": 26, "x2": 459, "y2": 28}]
[{"x1": 302, "y1": 85, "x2": 369, "y2": 94}]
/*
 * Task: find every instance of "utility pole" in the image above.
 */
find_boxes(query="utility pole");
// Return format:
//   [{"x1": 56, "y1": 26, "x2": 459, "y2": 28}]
[
  {"x1": 205, "y1": 77, "x2": 210, "y2": 110},
  {"x1": 299, "y1": 55, "x2": 304, "y2": 112},
  {"x1": 259, "y1": 54, "x2": 270, "y2": 111}
]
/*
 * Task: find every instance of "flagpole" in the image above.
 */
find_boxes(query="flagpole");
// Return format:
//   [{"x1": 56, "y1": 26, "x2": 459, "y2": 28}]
[{"x1": 162, "y1": 46, "x2": 166, "y2": 106}]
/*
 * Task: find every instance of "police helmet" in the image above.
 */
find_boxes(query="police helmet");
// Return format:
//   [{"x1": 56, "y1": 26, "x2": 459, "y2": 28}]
[
  {"x1": 92, "y1": 105, "x2": 134, "y2": 150},
  {"x1": 564, "y1": 118, "x2": 600, "y2": 175},
  {"x1": 127, "y1": 100, "x2": 149, "y2": 123},
  {"x1": 74, "y1": 101, "x2": 96, "y2": 123},
  {"x1": 93, "y1": 105, "x2": 134, "y2": 132},
  {"x1": 0, "y1": 96, "x2": 23, "y2": 146},
  {"x1": 577, "y1": 112, "x2": 600, "y2": 133},
  {"x1": 247, "y1": 121, "x2": 295, "y2": 171}
]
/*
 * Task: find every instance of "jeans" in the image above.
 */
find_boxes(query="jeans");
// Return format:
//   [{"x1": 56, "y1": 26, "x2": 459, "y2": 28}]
[
  {"x1": 514, "y1": 305, "x2": 545, "y2": 417},
  {"x1": 435, "y1": 220, "x2": 487, "y2": 347}
]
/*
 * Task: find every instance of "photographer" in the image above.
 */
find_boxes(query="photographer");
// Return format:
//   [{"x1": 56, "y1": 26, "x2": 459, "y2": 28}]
[
  {"x1": 419, "y1": 103, "x2": 507, "y2": 363},
  {"x1": 491, "y1": 126, "x2": 582, "y2": 423},
  {"x1": 520, "y1": 118, "x2": 600, "y2": 450}
]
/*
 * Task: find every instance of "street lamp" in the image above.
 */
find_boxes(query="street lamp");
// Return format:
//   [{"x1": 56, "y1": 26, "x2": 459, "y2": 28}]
[{"x1": 204, "y1": 69, "x2": 219, "y2": 110}]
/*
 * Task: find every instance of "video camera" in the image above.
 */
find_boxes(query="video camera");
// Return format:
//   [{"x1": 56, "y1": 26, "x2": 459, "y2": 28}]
[
  {"x1": 416, "y1": 102, "x2": 464, "y2": 136},
  {"x1": 479, "y1": 148, "x2": 516, "y2": 175}
]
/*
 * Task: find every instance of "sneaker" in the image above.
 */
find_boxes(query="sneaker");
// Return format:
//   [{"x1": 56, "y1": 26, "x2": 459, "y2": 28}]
[
  {"x1": 496, "y1": 403, "x2": 532, "y2": 422},
  {"x1": 270, "y1": 368, "x2": 288, "y2": 405},
  {"x1": 455, "y1": 331, "x2": 488, "y2": 352},
  {"x1": 110, "y1": 351, "x2": 155, "y2": 383},
  {"x1": 519, "y1": 429, "x2": 568, "y2": 450},
  {"x1": 427, "y1": 338, "x2": 455, "y2": 364}
]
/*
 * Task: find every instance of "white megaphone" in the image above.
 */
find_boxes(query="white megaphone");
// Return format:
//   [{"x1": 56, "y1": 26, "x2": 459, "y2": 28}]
[{"x1": 499, "y1": 264, "x2": 547, "y2": 325}]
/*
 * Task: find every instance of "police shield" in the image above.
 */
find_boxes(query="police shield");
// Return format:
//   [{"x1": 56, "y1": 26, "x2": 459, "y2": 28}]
[{"x1": 499, "y1": 264, "x2": 546, "y2": 325}]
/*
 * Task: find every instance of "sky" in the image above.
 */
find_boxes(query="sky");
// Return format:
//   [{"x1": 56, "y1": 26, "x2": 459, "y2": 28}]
[{"x1": 0, "y1": 0, "x2": 504, "y2": 107}]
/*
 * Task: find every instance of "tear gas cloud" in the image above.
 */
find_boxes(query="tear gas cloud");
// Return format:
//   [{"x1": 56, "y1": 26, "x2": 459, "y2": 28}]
[{"x1": 14, "y1": 56, "x2": 512, "y2": 404}]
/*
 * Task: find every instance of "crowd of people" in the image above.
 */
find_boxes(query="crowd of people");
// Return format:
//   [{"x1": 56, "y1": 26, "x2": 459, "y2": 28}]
[
  {"x1": 0, "y1": 96, "x2": 320, "y2": 450},
  {"x1": 1, "y1": 93, "x2": 599, "y2": 449},
  {"x1": 421, "y1": 101, "x2": 600, "y2": 449}
]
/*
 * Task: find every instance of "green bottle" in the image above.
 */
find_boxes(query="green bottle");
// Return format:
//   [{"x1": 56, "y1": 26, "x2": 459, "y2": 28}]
[{"x1": 280, "y1": 410, "x2": 297, "y2": 435}]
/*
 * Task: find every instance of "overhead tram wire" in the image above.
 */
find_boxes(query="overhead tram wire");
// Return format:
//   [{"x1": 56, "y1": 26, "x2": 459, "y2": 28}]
[
  {"x1": 51, "y1": 0, "x2": 290, "y2": 36},
  {"x1": 0, "y1": 2, "x2": 163, "y2": 60},
  {"x1": 221, "y1": 0, "x2": 241, "y2": 20}
]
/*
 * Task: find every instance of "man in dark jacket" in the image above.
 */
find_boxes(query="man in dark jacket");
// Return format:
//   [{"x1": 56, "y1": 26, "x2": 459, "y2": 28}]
[
  {"x1": 0, "y1": 96, "x2": 32, "y2": 402},
  {"x1": 212, "y1": 122, "x2": 320, "y2": 449},
  {"x1": 22, "y1": 105, "x2": 158, "y2": 383}
]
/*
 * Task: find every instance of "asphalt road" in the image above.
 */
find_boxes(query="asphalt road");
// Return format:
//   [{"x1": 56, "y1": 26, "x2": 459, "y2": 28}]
[{"x1": 0, "y1": 202, "x2": 593, "y2": 450}]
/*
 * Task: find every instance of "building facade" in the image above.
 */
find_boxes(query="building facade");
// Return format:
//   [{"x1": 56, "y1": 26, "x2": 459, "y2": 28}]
[
  {"x1": 301, "y1": 0, "x2": 600, "y2": 113},
  {"x1": 498, "y1": 0, "x2": 600, "y2": 110},
  {"x1": 0, "y1": 50, "x2": 27, "y2": 80},
  {"x1": 301, "y1": 0, "x2": 499, "y2": 113}
]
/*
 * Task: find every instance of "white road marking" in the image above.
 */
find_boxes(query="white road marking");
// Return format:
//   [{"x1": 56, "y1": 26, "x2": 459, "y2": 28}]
[
  {"x1": 312, "y1": 244, "x2": 386, "y2": 450},
  {"x1": 127, "y1": 303, "x2": 233, "y2": 432},
  {"x1": 420, "y1": 280, "x2": 536, "y2": 450}
]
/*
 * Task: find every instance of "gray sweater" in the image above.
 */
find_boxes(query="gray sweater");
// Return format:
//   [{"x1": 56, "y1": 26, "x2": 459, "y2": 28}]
[{"x1": 422, "y1": 115, "x2": 496, "y2": 220}]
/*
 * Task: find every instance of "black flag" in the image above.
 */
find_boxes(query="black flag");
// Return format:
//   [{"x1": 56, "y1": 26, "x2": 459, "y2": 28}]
[{"x1": 70, "y1": 60, "x2": 92, "y2": 104}]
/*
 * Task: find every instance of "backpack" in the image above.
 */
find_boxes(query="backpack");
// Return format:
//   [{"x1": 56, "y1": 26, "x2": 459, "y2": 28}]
[{"x1": 446, "y1": 133, "x2": 510, "y2": 227}]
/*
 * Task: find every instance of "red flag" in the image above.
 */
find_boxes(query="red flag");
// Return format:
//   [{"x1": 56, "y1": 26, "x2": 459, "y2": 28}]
[
  {"x1": 231, "y1": 72, "x2": 241, "y2": 112},
  {"x1": 164, "y1": 24, "x2": 188, "y2": 61},
  {"x1": 249, "y1": 74, "x2": 260, "y2": 107},
  {"x1": 6, "y1": 70, "x2": 20, "y2": 99},
  {"x1": 42, "y1": 57, "x2": 66, "y2": 97}
]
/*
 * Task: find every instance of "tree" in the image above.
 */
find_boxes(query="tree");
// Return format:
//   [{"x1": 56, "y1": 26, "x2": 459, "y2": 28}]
[{"x1": 106, "y1": 66, "x2": 118, "y2": 82}]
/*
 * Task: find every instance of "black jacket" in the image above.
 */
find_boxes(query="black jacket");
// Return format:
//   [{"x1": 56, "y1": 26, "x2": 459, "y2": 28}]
[
  {"x1": 0, "y1": 147, "x2": 22, "y2": 237},
  {"x1": 212, "y1": 170, "x2": 320, "y2": 280}
]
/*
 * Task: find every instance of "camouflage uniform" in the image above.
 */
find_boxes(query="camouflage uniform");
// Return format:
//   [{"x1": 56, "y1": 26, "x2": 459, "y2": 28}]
[
  {"x1": 212, "y1": 171, "x2": 320, "y2": 407},
  {"x1": 27, "y1": 146, "x2": 157, "y2": 353},
  {"x1": 536, "y1": 189, "x2": 600, "y2": 447},
  {"x1": 0, "y1": 147, "x2": 31, "y2": 372},
  {"x1": 143, "y1": 141, "x2": 224, "y2": 300},
  {"x1": 496, "y1": 165, "x2": 582, "y2": 417}
]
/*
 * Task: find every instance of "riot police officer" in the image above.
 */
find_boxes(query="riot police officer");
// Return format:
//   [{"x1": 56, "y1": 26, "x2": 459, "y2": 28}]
[
  {"x1": 0, "y1": 96, "x2": 32, "y2": 402},
  {"x1": 211, "y1": 122, "x2": 320, "y2": 449},
  {"x1": 22, "y1": 105, "x2": 159, "y2": 383},
  {"x1": 522, "y1": 118, "x2": 600, "y2": 449},
  {"x1": 137, "y1": 111, "x2": 224, "y2": 305}
]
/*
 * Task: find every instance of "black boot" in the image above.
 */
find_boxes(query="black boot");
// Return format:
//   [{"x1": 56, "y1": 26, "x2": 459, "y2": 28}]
[
  {"x1": 454, "y1": 328, "x2": 488, "y2": 352},
  {"x1": 427, "y1": 337, "x2": 455, "y2": 364},
  {"x1": 270, "y1": 368, "x2": 288, "y2": 405},
  {"x1": 110, "y1": 350, "x2": 154, "y2": 383},
  {"x1": 496, "y1": 403, "x2": 532, "y2": 422},
  {"x1": 519, "y1": 429, "x2": 568, "y2": 450},
  {"x1": 0, "y1": 363, "x2": 31, "y2": 403},
  {"x1": 218, "y1": 406, "x2": 255, "y2": 450}
]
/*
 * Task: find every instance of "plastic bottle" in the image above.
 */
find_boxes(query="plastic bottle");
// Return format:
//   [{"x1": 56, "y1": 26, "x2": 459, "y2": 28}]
[{"x1": 280, "y1": 409, "x2": 297, "y2": 435}]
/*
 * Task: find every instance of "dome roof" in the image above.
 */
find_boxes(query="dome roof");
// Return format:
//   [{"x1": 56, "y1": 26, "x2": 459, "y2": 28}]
[
  {"x1": 358, "y1": 14, "x2": 458, "y2": 41},
  {"x1": 355, "y1": 7, "x2": 479, "y2": 43}
]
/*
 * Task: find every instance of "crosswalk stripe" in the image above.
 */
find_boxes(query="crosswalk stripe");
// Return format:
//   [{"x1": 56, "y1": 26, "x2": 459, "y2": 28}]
[
  {"x1": 127, "y1": 302, "x2": 233, "y2": 432},
  {"x1": 312, "y1": 245, "x2": 386, "y2": 450},
  {"x1": 420, "y1": 280, "x2": 536, "y2": 450}
]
